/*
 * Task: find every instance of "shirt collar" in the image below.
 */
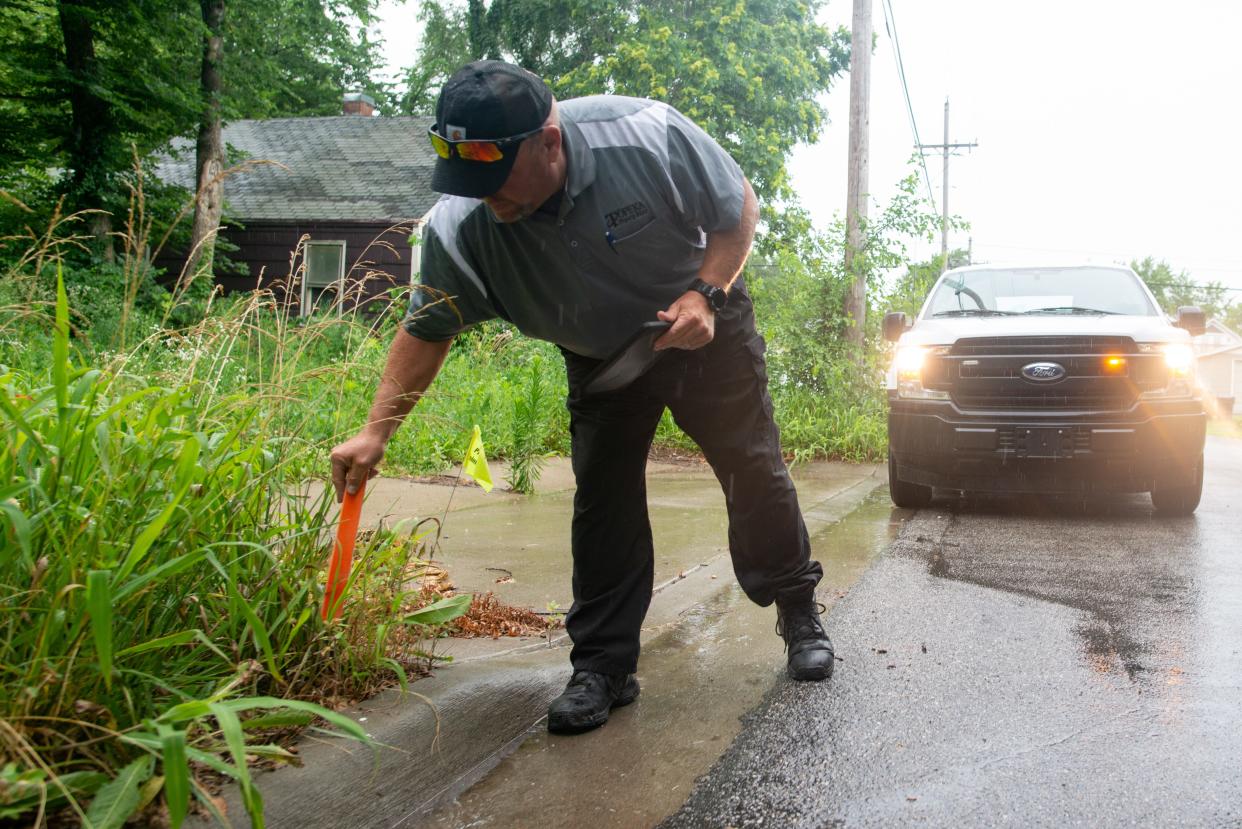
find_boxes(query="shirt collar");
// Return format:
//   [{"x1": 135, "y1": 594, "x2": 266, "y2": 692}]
[{"x1": 560, "y1": 113, "x2": 596, "y2": 201}]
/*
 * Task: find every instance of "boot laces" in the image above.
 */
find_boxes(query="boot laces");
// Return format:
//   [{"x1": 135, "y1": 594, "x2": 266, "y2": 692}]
[
  {"x1": 567, "y1": 670, "x2": 617, "y2": 695},
  {"x1": 775, "y1": 602, "x2": 827, "y2": 649},
  {"x1": 568, "y1": 670, "x2": 601, "y2": 688}
]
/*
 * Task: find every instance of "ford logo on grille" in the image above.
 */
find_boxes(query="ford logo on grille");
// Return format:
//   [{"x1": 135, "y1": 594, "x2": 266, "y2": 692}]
[{"x1": 1021, "y1": 362, "x2": 1067, "y2": 383}]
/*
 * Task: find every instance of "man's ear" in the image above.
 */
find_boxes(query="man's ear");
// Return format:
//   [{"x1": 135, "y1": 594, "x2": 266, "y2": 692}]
[{"x1": 542, "y1": 124, "x2": 563, "y2": 162}]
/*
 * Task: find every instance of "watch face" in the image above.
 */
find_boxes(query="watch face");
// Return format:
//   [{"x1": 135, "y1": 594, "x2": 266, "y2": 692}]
[{"x1": 693, "y1": 280, "x2": 726, "y2": 311}]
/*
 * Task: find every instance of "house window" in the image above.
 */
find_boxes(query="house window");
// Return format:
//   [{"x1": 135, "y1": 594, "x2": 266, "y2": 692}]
[{"x1": 302, "y1": 240, "x2": 346, "y2": 316}]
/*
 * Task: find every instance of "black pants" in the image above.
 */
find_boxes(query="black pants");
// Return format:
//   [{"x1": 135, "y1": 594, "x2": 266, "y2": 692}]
[{"x1": 559, "y1": 289, "x2": 822, "y2": 676}]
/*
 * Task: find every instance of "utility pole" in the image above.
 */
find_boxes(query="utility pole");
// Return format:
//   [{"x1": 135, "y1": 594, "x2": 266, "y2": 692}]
[
  {"x1": 843, "y1": 0, "x2": 872, "y2": 348},
  {"x1": 941, "y1": 99, "x2": 949, "y2": 265},
  {"x1": 918, "y1": 98, "x2": 976, "y2": 272}
]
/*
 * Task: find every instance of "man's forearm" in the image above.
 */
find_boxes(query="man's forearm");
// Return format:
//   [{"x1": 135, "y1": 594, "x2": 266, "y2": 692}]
[
  {"x1": 698, "y1": 177, "x2": 759, "y2": 291},
  {"x1": 362, "y1": 328, "x2": 453, "y2": 442}
]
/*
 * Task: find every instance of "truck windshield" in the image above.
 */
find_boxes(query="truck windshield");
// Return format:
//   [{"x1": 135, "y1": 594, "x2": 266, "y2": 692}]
[{"x1": 925, "y1": 267, "x2": 1157, "y2": 318}]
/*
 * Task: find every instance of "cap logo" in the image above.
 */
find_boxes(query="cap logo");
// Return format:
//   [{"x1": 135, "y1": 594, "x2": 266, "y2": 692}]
[{"x1": 446, "y1": 124, "x2": 467, "y2": 140}]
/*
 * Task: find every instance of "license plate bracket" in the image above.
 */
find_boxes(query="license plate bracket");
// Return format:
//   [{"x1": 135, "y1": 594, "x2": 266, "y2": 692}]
[{"x1": 1017, "y1": 427, "x2": 1073, "y2": 458}]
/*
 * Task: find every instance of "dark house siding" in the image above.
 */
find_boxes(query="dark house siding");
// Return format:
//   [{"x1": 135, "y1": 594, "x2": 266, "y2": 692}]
[{"x1": 159, "y1": 220, "x2": 417, "y2": 315}]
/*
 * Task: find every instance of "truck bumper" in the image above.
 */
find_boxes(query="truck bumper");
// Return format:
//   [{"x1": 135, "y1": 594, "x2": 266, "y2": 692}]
[{"x1": 888, "y1": 397, "x2": 1206, "y2": 494}]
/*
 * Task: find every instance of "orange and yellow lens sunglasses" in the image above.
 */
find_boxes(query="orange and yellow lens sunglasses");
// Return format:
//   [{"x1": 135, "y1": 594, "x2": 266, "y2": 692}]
[{"x1": 427, "y1": 125, "x2": 545, "y2": 162}]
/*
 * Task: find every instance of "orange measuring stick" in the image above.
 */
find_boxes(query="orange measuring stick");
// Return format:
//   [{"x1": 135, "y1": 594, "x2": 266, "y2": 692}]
[{"x1": 322, "y1": 481, "x2": 365, "y2": 621}]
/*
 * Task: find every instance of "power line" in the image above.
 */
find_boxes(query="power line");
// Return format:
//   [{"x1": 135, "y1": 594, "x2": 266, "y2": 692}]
[{"x1": 880, "y1": 0, "x2": 935, "y2": 206}]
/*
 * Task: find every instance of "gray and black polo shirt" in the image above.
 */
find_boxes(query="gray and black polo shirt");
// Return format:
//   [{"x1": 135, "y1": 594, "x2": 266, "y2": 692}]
[{"x1": 405, "y1": 96, "x2": 746, "y2": 360}]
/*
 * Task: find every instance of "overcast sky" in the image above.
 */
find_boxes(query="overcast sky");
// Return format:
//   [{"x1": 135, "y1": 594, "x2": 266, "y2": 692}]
[{"x1": 375, "y1": 0, "x2": 1242, "y2": 294}]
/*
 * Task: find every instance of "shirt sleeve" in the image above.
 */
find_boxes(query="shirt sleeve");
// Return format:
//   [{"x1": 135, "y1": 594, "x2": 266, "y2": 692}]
[
  {"x1": 663, "y1": 105, "x2": 746, "y2": 233},
  {"x1": 403, "y1": 221, "x2": 498, "y2": 341}
]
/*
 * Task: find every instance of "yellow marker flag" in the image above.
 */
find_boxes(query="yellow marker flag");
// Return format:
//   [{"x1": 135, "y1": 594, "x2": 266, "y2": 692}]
[{"x1": 462, "y1": 425, "x2": 494, "y2": 492}]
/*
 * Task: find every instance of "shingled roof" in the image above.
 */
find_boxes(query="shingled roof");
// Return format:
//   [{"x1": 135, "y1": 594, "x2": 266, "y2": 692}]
[{"x1": 158, "y1": 115, "x2": 440, "y2": 223}]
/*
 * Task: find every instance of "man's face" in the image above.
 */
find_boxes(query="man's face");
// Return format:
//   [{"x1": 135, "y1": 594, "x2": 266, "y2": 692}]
[{"x1": 483, "y1": 127, "x2": 561, "y2": 223}]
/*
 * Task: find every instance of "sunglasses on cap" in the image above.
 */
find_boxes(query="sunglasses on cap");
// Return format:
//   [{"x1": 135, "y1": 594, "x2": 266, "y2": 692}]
[{"x1": 427, "y1": 124, "x2": 545, "y2": 162}]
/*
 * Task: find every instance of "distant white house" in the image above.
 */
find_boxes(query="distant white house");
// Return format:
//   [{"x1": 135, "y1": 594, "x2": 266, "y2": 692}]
[{"x1": 1194, "y1": 319, "x2": 1242, "y2": 415}]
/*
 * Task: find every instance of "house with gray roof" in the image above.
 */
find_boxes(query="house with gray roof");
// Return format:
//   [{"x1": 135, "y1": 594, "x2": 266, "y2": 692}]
[
  {"x1": 1194, "y1": 319, "x2": 1242, "y2": 416},
  {"x1": 158, "y1": 97, "x2": 439, "y2": 315}
]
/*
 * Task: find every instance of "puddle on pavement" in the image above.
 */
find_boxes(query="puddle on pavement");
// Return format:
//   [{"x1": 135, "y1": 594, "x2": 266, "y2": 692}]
[
  {"x1": 433, "y1": 475, "x2": 735, "y2": 617},
  {"x1": 418, "y1": 489, "x2": 899, "y2": 829},
  {"x1": 432, "y1": 479, "x2": 730, "y2": 616},
  {"x1": 438, "y1": 472, "x2": 883, "y2": 621}
]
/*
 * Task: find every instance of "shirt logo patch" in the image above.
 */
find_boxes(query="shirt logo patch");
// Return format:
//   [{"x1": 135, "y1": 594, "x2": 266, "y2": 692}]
[{"x1": 605, "y1": 201, "x2": 651, "y2": 231}]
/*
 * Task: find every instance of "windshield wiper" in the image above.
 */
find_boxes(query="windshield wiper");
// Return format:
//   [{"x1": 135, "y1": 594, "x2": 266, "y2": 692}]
[
  {"x1": 1021, "y1": 306, "x2": 1120, "y2": 315},
  {"x1": 931, "y1": 309, "x2": 1018, "y2": 317}
]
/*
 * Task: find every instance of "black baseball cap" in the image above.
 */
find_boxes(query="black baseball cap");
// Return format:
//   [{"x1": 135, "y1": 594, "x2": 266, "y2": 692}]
[{"x1": 430, "y1": 60, "x2": 554, "y2": 198}]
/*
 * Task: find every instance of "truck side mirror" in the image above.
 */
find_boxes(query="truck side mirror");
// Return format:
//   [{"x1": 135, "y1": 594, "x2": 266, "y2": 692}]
[
  {"x1": 883, "y1": 311, "x2": 910, "y2": 343},
  {"x1": 1175, "y1": 306, "x2": 1206, "y2": 337}
]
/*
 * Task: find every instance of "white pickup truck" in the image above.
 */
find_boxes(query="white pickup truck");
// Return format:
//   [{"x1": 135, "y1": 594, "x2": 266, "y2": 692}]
[{"x1": 884, "y1": 264, "x2": 1207, "y2": 514}]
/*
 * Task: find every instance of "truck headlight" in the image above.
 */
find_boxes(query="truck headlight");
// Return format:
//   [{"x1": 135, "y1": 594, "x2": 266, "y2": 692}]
[
  {"x1": 1161, "y1": 343, "x2": 1194, "y2": 375},
  {"x1": 1138, "y1": 343, "x2": 1195, "y2": 398},
  {"x1": 895, "y1": 346, "x2": 927, "y2": 378},
  {"x1": 895, "y1": 345, "x2": 950, "y2": 400}
]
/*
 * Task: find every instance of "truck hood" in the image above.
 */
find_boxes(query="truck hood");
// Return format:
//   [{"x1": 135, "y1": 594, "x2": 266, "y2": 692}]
[{"x1": 899, "y1": 314, "x2": 1189, "y2": 348}]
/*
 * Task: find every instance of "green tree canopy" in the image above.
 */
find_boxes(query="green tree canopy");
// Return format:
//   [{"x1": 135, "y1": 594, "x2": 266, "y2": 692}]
[
  {"x1": 0, "y1": 0, "x2": 388, "y2": 238},
  {"x1": 1130, "y1": 257, "x2": 1229, "y2": 318},
  {"x1": 0, "y1": 1, "x2": 199, "y2": 223},
  {"x1": 222, "y1": 0, "x2": 389, "y2": 120},
  {"x1": 884, "y1": 247, "x2": 969, "y2": 318},
  {"x1": 398, "y1": 0, "x2": 474, "y2": 114},
  {"x1": 402, "y1": 0, "x2": 850, "y2": 205}
]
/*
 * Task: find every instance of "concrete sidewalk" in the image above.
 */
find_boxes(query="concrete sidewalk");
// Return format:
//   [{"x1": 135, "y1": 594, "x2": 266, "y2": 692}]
[
  {"x1": 206, "y1": 458, "x2": 886, "y2": 828},
  {"x1": 312, "y1": 457, "x2": 883, "y2": 663}
]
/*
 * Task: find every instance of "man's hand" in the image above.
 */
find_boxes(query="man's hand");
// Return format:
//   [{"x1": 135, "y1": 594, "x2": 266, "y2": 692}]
[
  {"x1": 654, "y1": 290, "x2": 716, "y2": 351},
  {"x1": 330, "y1": 431, "x2": 386, "y2": 502}
]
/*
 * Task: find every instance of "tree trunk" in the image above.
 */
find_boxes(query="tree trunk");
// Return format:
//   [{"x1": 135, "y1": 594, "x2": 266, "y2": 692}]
[
  {"x1": 57, "y1": 0, "x2": 113, "y2": 260},
  {"x1": 187, "y1": 0, "x2": 226, "y2": 287}
]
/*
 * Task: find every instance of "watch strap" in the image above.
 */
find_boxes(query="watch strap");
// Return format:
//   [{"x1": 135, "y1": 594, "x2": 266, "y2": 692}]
[{"x1": 689, "y1": 278, "x2": 727, "y2": 312}]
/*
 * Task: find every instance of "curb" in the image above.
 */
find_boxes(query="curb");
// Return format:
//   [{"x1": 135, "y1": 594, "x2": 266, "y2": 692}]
[
  {"x1": 193, "y1": 651, "x2": 567, "y2": 828},
  {"x1": 196, "y1": 465, "x2": 886, "y2": 827}
]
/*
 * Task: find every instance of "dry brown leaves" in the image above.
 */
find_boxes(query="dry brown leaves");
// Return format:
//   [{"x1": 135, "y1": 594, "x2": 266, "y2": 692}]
[
  {"x1": 451, "y1": 592, "x2": 557, "y2": 639},
  {"x1": 404, "y1": 560, "x2": 556, "y2": 639}
]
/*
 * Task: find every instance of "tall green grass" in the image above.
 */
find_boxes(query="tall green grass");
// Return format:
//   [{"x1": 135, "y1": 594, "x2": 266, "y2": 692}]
[
  {"x1": 652, "y1": 384, "x2": 887, "y2": 464},
  {"x1": 0, "y1": 256, "x2": 469, "y2": 825}
]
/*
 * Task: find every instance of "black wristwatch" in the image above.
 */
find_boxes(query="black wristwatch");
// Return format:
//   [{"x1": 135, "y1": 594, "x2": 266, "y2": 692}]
[{"x1": 689, "y1": 278, "x2": 728, "y2": 312}]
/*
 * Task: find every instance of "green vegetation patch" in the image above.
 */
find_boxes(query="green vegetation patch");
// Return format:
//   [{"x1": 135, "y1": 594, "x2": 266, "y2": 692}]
[{"x1": 0, "y1": 270, "x2": 471, "y2": 827}]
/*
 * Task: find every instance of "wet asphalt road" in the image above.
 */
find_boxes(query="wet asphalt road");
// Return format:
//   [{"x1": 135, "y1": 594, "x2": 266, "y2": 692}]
[{"x1": 663, "y1": 435, "x2": 1242, "y2": 828}]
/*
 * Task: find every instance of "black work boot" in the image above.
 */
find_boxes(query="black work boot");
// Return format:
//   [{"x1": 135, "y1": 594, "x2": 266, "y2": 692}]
[
  {"x1": 776, "y1": 599, "x2": 835, "y2": 681},
  {"x1": 547, "y1": 670, "x2": 641, "y2": 734}
]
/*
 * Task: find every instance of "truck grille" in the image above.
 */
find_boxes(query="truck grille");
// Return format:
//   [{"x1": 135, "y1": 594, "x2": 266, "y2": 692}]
[
  {"x1": 925, "y1": 336, "x2": 1167, "y2": 412},
  {"x1": 949, "y1": 335, "x2": 1132, "y2": 356}
]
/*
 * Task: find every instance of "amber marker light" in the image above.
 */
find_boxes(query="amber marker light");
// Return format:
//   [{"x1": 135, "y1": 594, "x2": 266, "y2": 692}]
[{"x1": 1103, "y1": 356, "x2": 1127, "y2": 373}]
